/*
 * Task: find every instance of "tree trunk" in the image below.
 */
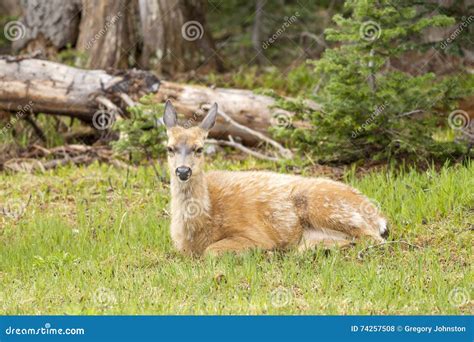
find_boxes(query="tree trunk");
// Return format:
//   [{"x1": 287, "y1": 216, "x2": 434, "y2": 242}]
[
  {"x1": 139, "y1": 0, "x2": 184, "y2": 73},
  {"x1": 10, "y1": 0, "x2": 221, "y2": 73},
  {"x1": 0, "y1": 0, "x2": 22, "y2": 16},
  {"x1": 76, "y1": 0, "x2": 138, "y2": 69},
  {"x1": 179, "y1": 0, "x2": 224, "y2": 72},
  {"x1": 12, "y1": 0, "x2": 82, "y2": 57},
  {"x1": 251, "y1": 0, "x2": 264, "y2": 65},
  {"x1": 138, "y1": 0, "x2": 222, "y2": 74},
  {"x1": 138, "y1": 0, "x2": 162, "y2": 69}
]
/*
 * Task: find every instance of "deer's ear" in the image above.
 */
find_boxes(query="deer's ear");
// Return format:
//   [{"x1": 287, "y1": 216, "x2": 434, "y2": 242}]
[
  {"x1": 200, "y1": 103, "x2": 218, "y2": 132},
  {"x1": 163, "y1": 100, "x2": 177, "y2": 128}
]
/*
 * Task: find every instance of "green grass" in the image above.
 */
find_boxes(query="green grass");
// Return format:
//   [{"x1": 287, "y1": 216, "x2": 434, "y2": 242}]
[
  {"x1": 204, "y1": 64, "x2": 318, "y2": 97},
  {"x1": 0, "y1": 159, "x2": 472, "y2": 314}
]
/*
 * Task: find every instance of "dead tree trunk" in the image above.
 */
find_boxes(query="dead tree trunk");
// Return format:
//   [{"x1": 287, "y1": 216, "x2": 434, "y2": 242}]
[
  {"x1": 10, "y1": 0, "x2": 222, "y2": 73},
  {"x1": 12, "y1": 0, "x2": 82, "y2": 57},
  {"x1": 0, "y1": 0, "x2": 22, "y2": 17},
  {"x1": 140, "y1": 0, "x2": 184, "y2": 73},
  {"x1": 251, "y1": 0, "x2": 265, "y2": 65},
  {"x1": 138, "y1": 0, "x2": 222, "y2": 74},
  {"x1": 179, "y1": 0, "x2": 224, "y2": 72},
  {"x1": 138, "y1": 0, "x2": 162, "y2": 69},
  {"x1": 76, "y1": 0, "x2": 138, "y2": 69}
]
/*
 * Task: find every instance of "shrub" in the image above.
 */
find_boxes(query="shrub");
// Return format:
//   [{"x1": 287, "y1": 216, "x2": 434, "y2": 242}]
[{"x1": 112, "y1": 94, "x2": 166, "y2": 163}]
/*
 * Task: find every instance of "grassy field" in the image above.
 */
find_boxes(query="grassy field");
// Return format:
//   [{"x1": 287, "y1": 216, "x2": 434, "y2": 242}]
[{"x1": 0, "y1": 159, "x2": 472, "y2": 314}]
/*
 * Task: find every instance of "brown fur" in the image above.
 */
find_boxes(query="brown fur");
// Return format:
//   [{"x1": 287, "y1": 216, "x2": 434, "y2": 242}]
[{"x1": 164, "y1": 103, "x2": 388, "y2": 256}]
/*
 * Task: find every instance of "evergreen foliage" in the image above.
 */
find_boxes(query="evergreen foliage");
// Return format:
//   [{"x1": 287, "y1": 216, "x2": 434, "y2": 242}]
[
  {"x1": 277, "y1": 0, "x2": 472, "y2": 163},
  {"x1": 112, "y1": 95, "x2": 167, "y2": 163}
]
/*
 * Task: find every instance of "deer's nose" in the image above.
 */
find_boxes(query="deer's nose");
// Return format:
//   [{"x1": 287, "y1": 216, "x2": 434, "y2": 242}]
[{"x1": 176, "y1": 166, "x2": 192, "y2": 181}]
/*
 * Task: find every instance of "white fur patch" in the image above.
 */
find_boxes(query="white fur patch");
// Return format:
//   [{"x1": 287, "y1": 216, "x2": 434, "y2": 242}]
[
  {"x1": 349, "y1": 212, "x2": 366, "y2": 227},
  {"x1": 303, "y1": 228, "x2": 351, "y2": 241},
  {"x1": 377, "y1": 217, "x2": 387, "y2": 235}
]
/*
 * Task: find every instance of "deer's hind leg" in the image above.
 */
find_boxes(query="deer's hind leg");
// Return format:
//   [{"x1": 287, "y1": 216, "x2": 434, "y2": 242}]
[
  {"x1": 297, "y1": 228, "x2": 354, "y2": 251},
  {"x1": 304, "y1": 184, "x2": 388, "y2": 244}
]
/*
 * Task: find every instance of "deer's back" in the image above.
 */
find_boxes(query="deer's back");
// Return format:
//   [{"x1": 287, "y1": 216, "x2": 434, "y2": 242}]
[{"x1": 204, "y1": 170, "x2": 359, "y2": 248}]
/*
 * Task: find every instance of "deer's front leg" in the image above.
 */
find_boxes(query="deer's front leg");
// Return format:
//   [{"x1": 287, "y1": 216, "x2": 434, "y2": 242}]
[{"x1": 204, "y1": 236, "x2": 258, "y2": 256}]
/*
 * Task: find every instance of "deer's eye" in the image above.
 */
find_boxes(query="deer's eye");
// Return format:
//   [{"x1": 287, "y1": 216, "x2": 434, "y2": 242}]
[
  {"x1": 167, "y1": 146, "x2": 175, "y2": 154},
  {"x1": 195, "y1": 147, "x2": 204, "y2": 154}
]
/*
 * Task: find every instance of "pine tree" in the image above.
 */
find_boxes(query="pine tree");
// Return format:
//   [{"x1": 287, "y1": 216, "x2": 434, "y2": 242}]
[{"x1": 286, "y1": 0, "x2": 472, "y2": 163}]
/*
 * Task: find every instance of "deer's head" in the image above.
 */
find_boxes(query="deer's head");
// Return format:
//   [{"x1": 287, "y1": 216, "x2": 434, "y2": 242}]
[{"x1": 162, "y1": 100, "x2": 217, "y2": 183}]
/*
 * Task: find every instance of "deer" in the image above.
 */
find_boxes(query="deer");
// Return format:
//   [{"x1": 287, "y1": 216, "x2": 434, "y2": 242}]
[{"x1": 162, "y1": 100, "x2": 389, "y2": 256}]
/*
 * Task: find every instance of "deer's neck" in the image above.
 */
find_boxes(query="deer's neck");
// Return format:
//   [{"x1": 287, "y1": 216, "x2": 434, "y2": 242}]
[{"x1": 170, "y1": 173, "x2": 211, "y2": 252}]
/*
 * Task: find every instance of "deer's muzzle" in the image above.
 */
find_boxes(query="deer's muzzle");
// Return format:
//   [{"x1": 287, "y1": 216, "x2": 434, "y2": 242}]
[{"x1": 176, "y1": 166, "x2": 192, "y2": 181}]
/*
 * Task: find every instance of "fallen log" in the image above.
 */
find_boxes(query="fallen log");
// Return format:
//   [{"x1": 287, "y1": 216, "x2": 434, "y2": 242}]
[
  {"x1": 0, "y1": 56, "x2": 160, "y2": 122},
  {"x1": 154, "y1": 81, "x2": 298, "y2": 145},
  {"x1": 0, "y1": 57, "x2": 309, "y2": 146}
]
